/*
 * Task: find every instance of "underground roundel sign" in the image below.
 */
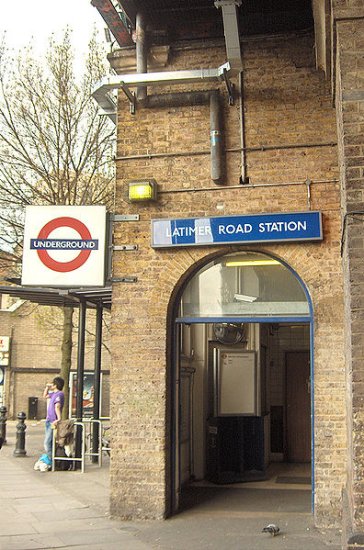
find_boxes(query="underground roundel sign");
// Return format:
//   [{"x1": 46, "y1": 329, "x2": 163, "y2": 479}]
[{"x1": 22, "y1": 206, "x2": 107, "y2": 287}]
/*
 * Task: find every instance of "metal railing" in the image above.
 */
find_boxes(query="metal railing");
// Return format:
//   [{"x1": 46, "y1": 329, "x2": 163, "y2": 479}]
[
  {"x1": 51, "y1": 418, "x2": 111, "y2": 472},
  {"x1": 51, "y1": 421, "x2": 85, "y2": 473}
]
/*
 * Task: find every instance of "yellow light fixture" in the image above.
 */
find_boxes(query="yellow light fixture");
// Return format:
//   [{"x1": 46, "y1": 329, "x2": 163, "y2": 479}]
[
  {"x1": 128, "y1": 179, "x2": 157, "y2": 202},
  {"x1": 225, "y1": 259, "x2": 281, "y2": 267}
]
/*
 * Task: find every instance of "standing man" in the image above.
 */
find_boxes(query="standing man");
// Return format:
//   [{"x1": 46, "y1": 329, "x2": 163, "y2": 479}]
[{"x1": 43, "y1": 377, "x2": 65, "y2": 461}]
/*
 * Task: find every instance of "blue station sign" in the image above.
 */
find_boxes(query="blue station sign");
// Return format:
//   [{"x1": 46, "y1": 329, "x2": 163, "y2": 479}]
[{"x1": 151, "y1": 211, "x2": 323, "y2": 248}]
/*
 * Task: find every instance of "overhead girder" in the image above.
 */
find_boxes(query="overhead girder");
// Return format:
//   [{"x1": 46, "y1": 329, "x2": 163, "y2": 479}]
[{"x1": 91, "y1": 0, "x2": 134, "y2": 47}]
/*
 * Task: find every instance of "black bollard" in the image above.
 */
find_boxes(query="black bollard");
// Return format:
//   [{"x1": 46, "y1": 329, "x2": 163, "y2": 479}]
[
  {"x1": 0, "y1": 406, "x2": 7, "y2": 444},
  {"x1": 13, "y1": 411, "x2": 27, "y2": 457}
]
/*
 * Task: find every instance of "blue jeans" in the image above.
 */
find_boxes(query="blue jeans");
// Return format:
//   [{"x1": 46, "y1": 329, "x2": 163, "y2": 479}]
[{"x1": 44, "y1": 421, "x2": 53, "y2": 459}]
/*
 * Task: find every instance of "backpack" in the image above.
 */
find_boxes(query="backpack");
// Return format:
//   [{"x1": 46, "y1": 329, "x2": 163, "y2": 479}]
[
  {"x1": 55, "y1": 420, "x2": 75, "y2": 447},
  {"x1": 54, "y1": 420, "x2": 75, "y2": 471},
  {"x1": 54, "y1": 445, "x2": 73, "y2": 471}
]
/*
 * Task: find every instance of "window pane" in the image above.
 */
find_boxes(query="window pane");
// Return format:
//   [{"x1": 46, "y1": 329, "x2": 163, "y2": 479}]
[{"x1": 180, "y1": 252, "x2": 308, "y2": 318}]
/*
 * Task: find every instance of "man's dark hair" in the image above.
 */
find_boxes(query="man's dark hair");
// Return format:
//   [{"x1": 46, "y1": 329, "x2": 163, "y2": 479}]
[{"x1": 53, "y1": 377, "x2": 64, "y2": 391}]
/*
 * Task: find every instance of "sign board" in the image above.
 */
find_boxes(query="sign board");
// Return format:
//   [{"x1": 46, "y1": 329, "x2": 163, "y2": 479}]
[
  {"x1": 151, "y1": 211, "x2": 322, "y2": 248},
  {"x1": 69, "y1": 371, "x2": 103, "y2": 419},
  {"x1": 22, "y1": 206, "x2": 107, "y2": 287},
  {"x1": 0, "y1": 367, "x2": 4, "y2": 407},
  {"x1": 0, "y1": 337, "x2": 10, "y2": 366},
  {"x1": 0, "y1": 336, "x2": 10, "y2": 352}
]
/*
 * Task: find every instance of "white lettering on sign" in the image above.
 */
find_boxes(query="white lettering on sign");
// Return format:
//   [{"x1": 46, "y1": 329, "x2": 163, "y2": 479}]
[
  {"x1": 31, "y1": 239, "x2": 98, "y2": 250},
  {"x1": 258, "y1": 221, "x2": 307, "y2": 233},
  {"x1": 166, "y1": 225, "x2": 212, "y2": 238},
  {"x1": 218, "y1": 223, "x2": 253, "y2": 235}
]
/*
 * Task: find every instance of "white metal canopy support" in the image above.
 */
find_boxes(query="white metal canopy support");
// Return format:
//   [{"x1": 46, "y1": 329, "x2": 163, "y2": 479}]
[{"x1": 92, "y1": 62, "x2": 232, "y2": 122}]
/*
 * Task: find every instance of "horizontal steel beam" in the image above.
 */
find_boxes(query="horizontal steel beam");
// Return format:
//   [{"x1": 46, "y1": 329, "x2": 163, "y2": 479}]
[
  {"x1": 92, "y1": 63, "x2": 231, "y2": 122},
  {"x1": 91, "y1": 88, "x2": 117, "y2": 123},
  {"x1": 94, "y1": 62, "x2": 230, "y2": 90}
]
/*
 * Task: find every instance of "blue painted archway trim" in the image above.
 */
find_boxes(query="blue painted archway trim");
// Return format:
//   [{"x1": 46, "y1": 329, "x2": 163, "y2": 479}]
[
  {"x1": 174, "y1": 252, "x2": 315, "y2": 512},
  {"x1": 175, "y1": 315, "x2": 311, "y2": 324}
]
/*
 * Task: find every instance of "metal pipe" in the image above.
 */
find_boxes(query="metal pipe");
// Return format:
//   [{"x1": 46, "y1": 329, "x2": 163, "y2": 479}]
[
  {"x1": 210, "y1": 91, "x2": 223, "y2": 184},
  {"x1": 305, "y1": 178, "x2": 312, "y2": 210},
  {"x1": 93, "y1": 303, "x2": 103, "y2": 421},
  {"x1": 145, "y1": 91, "x2": 211, "y2": 108},
  {"x1": 143, "y1": 91, "x2": 224, "y2": 185},
  {"x1": 115, "y1": 141, "x2": 337, "y2": 162},
  {"x1": 92, "y1": 303, "x2": 103, "y2": 463},
  {"x1": 136, "y1": 12, "x2": 147, "y2": 101},
  {"x1": 156, "y1": 178, "x2": 339, "y2": 195},
  {"x1": 240, "y1": 142, "x2": 337, "y2": 153},
  {"x1": 76, "y1": 301, "x2": 86, "y2": 422},
  {"x1": 75, "y1": 300, "x2": 86, "y2": 466},
  {"x1": 116, "y1": 150, "x2": 208, "y2": 161},
  {"x1": 239, "y1": 71, "x2": 248, "y2": 184}
]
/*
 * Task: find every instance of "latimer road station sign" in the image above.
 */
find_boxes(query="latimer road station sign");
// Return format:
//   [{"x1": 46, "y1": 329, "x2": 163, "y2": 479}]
[{"x1": 151, "y1": 211, "x2": 323, "y2": 248}]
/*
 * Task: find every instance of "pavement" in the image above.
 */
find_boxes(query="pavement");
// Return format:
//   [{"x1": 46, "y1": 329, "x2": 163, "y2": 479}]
[{"x1": 0, "y1": 420, "x2": 343, "y2": 550}]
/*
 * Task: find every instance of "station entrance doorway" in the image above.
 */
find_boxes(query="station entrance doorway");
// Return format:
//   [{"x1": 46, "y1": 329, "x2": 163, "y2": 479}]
[{"x1": 170, "y1": 251, "x2": 313, "y2": 515}]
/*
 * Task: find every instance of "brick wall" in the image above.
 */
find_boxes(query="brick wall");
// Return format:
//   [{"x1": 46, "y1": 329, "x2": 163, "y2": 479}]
[
  {"x1": 335, "y1": 9, "x2": 364, "y2": 539},
  {"x1": 0, "y1": 301, "x2": 111, "y2": 419},
  {"x1": 110, "y1": 29, "x2": 346, "y2": 524}
]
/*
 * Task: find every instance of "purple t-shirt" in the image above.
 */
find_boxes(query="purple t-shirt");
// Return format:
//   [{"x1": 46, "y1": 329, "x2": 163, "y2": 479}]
[{"x1": 46, "y1": 390, "x2": 64, "y2": 422}]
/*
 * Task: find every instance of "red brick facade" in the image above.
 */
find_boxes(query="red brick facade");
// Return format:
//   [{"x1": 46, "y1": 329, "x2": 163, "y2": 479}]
[{"x1": 110, "y1": 29, "x2": 346, "y2": 525}]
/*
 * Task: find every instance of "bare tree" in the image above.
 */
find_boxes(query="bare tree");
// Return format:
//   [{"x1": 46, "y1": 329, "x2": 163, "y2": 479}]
[{"x1": 0, "y1": 29, "x2": 115, "y2": 415}]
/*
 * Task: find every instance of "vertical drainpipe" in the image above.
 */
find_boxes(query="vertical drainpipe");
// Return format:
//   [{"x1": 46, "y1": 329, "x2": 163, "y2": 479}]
[
  {"x1": 136, "y1": 12, "x2": 147, "y2": 102},
  {"x1": 210, "y1": 91, "x2": 224, "y2": 184},
  {"x1": 146, "y1": 91, "x2": 224, "y2": 185},
  {"x1": 239, "y1": 71, "x2": 249, "y2": 184}
]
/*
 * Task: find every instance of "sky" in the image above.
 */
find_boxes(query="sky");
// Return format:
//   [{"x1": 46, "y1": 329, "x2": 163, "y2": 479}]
[{"x1": 0, "y1": 0, "x2": 107, "y2": 68}]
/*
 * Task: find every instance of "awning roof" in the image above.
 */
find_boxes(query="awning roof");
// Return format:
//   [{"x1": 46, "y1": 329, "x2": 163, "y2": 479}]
[
  {"x1": 0, "y1": 283, "x2": 112, "y2": 310},
  {"x1": 94, "y1": 0, "x2": 313, "y2": 46}
]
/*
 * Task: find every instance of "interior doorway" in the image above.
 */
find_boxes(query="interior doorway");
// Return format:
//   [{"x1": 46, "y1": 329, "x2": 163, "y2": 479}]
[{"x1": 170, "y1": 251, "x2": 313, "y2": 516}]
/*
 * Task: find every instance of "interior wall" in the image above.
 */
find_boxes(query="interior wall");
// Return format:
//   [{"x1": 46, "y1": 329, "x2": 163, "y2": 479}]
[
  {"x1": 180, "y1": 321, "x2": 311, "y2": 483},
  {"x1": 181, "y1": 323, "x2": 207, "y2": 481},
  {"x1": 268, "y1": 324, "x2": 310, "y2": 461}
]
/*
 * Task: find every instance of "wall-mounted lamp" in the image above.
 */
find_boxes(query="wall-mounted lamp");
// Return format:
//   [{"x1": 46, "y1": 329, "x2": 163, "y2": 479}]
[{"x1": 128, "y1": 180, "x2": 158, "y2": 202}]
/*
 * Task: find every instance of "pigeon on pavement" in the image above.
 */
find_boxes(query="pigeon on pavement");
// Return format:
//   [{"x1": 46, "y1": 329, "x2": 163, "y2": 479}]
[{"x1": 262, "y1": 524, "x2": 280, "y2": 536}]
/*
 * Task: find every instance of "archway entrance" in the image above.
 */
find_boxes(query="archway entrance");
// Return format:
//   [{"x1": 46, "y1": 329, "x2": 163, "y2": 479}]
[{"x1": 170, "y1": 251, "x2": 313, "y2": 516}]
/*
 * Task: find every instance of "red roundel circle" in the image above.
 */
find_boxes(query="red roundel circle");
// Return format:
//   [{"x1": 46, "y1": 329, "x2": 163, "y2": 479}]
[{"x1": 37, "y1": 217, "x2": 92, "y2": 273}]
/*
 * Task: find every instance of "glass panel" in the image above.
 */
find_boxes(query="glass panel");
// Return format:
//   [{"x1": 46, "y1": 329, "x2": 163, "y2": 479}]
[{"x1": 180, "y1": 252, "x2": 309, "y2": 318}]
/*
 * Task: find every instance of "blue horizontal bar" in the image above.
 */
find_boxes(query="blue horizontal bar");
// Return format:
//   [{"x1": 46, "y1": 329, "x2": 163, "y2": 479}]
[{"x1": 175, "y1": 316, "x2": 311, "y2": 324}]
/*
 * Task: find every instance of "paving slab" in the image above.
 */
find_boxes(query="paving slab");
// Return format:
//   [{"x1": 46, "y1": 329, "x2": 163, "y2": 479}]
[{"x1": 0, "y1": 421, "x2": 343, "y2": 550}]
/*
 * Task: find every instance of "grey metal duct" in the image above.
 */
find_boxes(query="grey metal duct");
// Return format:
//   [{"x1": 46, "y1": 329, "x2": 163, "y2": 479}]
[
  {"x1": 214, "y1": 0, "x2": 242, "y2": 75},
  {"x1": 92, "y1": 63, "x2": 230, "y2": 119},
  {"x1": 93, "y1": 65, "x2": 230, "y2": 103}
]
